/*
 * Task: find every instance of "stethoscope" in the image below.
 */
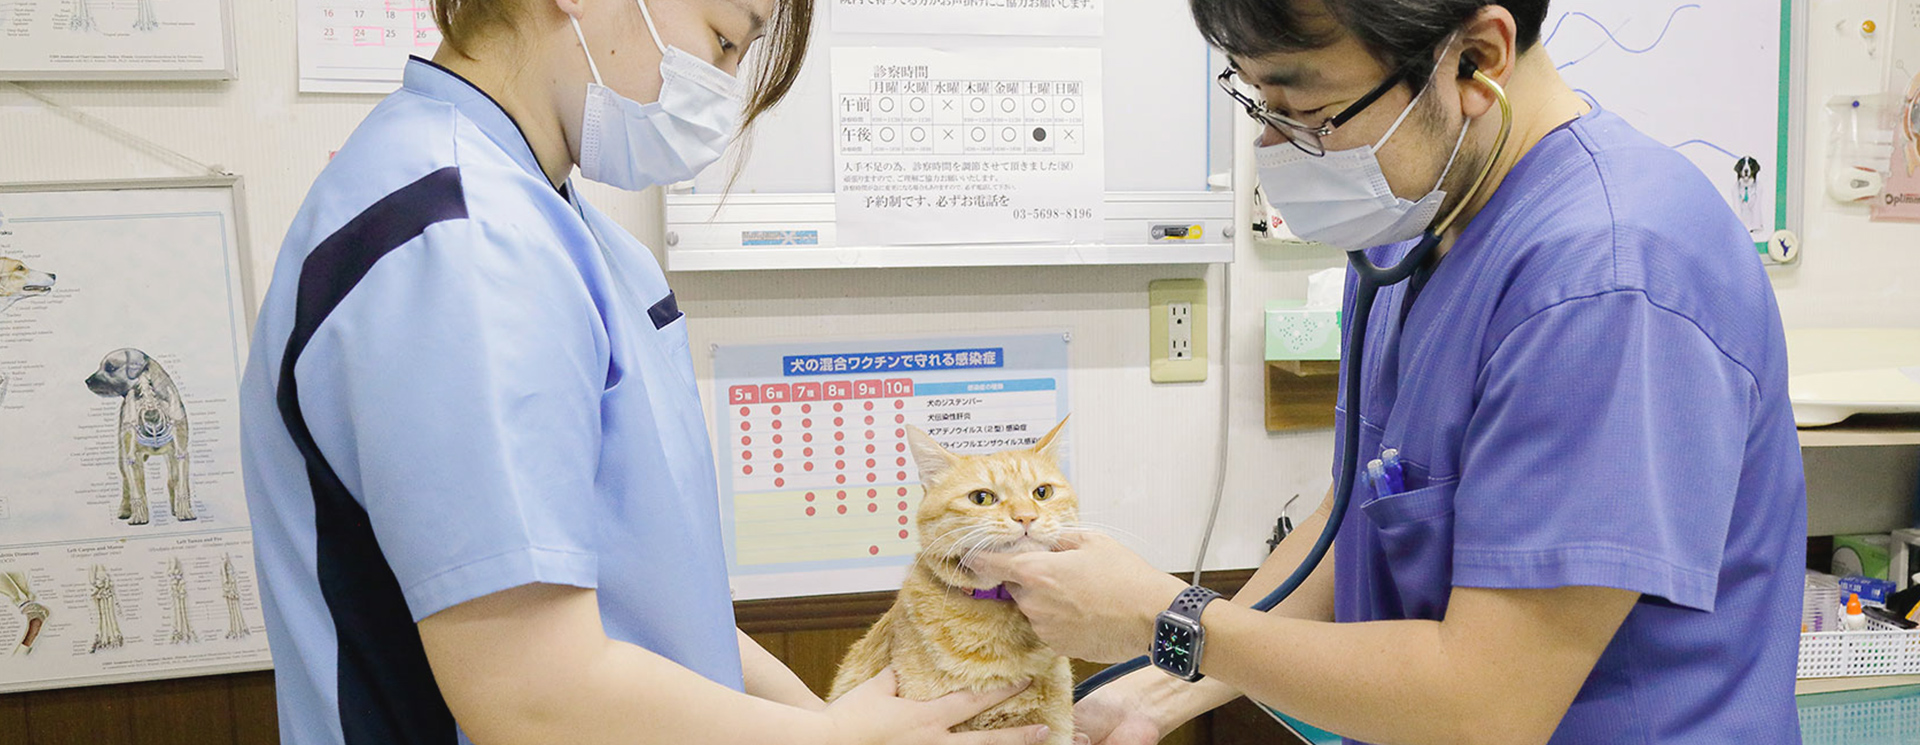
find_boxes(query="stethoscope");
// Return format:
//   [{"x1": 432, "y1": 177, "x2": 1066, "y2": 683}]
[{"x1": 1074, "y1": 66, "x2": 1513, "y2": 703}]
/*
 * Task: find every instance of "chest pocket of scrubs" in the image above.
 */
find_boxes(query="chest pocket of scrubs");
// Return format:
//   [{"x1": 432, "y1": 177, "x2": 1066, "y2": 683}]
[{"x1": 1361, "y1": 479, "x2": 1458, "y2": 620}]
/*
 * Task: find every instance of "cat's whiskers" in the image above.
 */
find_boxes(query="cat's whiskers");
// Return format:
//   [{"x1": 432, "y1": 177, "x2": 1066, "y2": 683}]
[{"x1": 924, "y1": 523, "x2": 1001, "y2": 559}]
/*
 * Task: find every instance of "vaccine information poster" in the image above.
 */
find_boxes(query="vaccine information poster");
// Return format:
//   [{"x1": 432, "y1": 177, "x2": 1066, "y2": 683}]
[
  {"x1": 713, "y1": 333, "x2": 1070, "y2": 600},
  {"x1": 831, "y1": 47, "x2": 1105, "y2": 247},
  {"x1": 830, "y1": 0, "x2": 1103, "y2": 37}
]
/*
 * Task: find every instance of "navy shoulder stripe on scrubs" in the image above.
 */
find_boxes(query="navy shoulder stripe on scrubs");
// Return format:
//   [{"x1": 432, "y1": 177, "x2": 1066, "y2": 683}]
[{"x1": 278, "y1": 166, "x2": 466, "y2": 745}]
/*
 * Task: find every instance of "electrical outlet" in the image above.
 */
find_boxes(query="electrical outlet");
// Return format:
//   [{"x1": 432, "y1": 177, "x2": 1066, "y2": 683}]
[
  {"x1": 1149, "y1": 279, "x2": 1206, "y2": 383},
  {"x1": 1169, "y1": 302, "x2": 1194, "y2": 361}
]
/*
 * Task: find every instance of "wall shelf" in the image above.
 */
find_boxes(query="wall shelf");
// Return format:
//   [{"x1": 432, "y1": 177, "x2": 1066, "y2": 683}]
[{"x1": 1798, "y1": 416, "x2": 1920, "y2": 448}]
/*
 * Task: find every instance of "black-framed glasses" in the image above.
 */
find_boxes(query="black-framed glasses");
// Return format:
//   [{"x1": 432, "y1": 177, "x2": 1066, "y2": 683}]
[{"x1": 1217, "y1": 55, "x2": 1426, "y2": 157}]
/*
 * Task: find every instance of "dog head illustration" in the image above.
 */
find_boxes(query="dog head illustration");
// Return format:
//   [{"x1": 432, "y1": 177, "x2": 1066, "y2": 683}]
[
  {"x1": 0, "y1": 257, "x2": 55, "y2": 314},
  {"x1": 87, "y1": 348, "x2": 179, "y2": 445},
  {"x1": 86, "y1": 348, "x2": 156, "y2": 399}
]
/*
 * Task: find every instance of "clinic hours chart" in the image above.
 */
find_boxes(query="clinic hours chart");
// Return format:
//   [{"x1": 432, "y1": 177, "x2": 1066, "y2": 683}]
[
  {"x1": 312, "y1": 1, "x2": 440, "y2": 53},
  {"x1": 726, "y1": 379, "x2": 1057, "y2": 567},
  {"x1": 838, "y1": 75, "x2": 1087, "y2": 157}
]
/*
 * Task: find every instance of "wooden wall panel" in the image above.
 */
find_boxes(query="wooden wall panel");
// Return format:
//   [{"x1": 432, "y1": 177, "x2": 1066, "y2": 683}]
[{"x1": 0, "y1": 570, "x2": 1294, "y2": 744}]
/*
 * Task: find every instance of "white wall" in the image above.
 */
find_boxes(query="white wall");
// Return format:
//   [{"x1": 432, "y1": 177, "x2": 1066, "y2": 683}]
[{"x1": 3, "y1": 0, "x2": 1914, "y2": 575}]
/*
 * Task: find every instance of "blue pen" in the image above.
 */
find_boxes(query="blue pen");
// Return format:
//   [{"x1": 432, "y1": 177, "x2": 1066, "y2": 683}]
[
  {"x1": 1380, "y1": 448, "x2": 1406, "y2": 494},
  {"x1": 1367, "y1": 458, "x2": 1393, "y2": 499}
]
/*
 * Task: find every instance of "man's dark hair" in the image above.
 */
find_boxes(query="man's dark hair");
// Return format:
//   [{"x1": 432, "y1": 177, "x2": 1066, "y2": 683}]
[{"x1": 1190, "y1": 0, "x2": 1551, "y2": 83}]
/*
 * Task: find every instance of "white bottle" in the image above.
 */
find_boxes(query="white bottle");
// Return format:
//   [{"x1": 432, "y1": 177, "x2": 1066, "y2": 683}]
[{"x1": 1842, "y1": 593, "x2": 1869, "y2": 631}]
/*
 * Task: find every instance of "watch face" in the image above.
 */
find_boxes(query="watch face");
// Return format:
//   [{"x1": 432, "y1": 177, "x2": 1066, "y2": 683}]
[{"x1": 1154, "y1": 621, "x2": 1197, "y2": 674}]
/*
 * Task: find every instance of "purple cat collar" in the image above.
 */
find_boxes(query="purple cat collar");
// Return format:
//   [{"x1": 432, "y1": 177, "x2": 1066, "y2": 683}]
[{"x1": 971, "y1": 585, "x2": 1014, "y2": 601}]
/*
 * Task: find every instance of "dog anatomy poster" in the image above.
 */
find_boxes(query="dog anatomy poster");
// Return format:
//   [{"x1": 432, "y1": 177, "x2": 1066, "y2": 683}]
[{"x1": 0, "y1": 180, "x2": 268, "y2": 692}]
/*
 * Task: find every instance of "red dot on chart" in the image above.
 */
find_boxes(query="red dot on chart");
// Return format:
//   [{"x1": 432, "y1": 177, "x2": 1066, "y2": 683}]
[
  {"x1": 898, "y1": 516, "x2": 910, "y2": 525},
  {"x1": 837, "y1": 475, "x2": 847, "y2": 484},
  {"x1": 806, "y1": 507, "x2": 816, "y2": 516},
  {"x1": 775, "y1": 478, "x2": 785, "y2": 488},
  {"x1": 834, "y1": 417, "x2": 844, "y2": 427},
  {"x1": 743, "y1": 465, "x2": 753, "y2": 475},
  {"x1": 834, "y1": 403, "x2": 844, "y2": 412},
  {"x1": 839, "y1": 506, "x2": 849, "y2": 515},
  {"x1": 869, "y1": 546, "x2": 880, "y2": 556},
  {"x1": 836, "y1": 460, "x2": 846, "y2": 469},
  {"x1": 899, "y1": 530, "x2": 910, "y2": 539},
  {"x1": 803, "y1": 434, "x2": 814, "y2": 443},
  {"x1": 867, "y1": 488, "x2": 878, "y2": 498},
  {"x1": 740, "y1": 422, "x2": 750, "y2": 431},
  {"x1": 865, "y1": 401, "x2": 875, "y2": 411},
  {"x1": 897, "y1": 458, "x2": 907, "y2": 467},
  {"x1": 865, "y1": 431, "x2": 876, "y2": 440},
  {"x1": 895, "y1": 415, "x2": 905, "y2": 424},
  {"x1": 835, "y1": 432, "x2": 846, "y2": 441},
  {"x1": 743, "y1": 451, "x2": 753, "y2": 460},
  {"x1": 773, "y1": 420, "x2": 783, "y2": 430},
  {"x1": 866, "y1": 459, "x2": 877, "y2": 468},
  {"x1": 804, "y1": 462, "x2": 815, "y2": 472},
  {"x1": 772, "y1": 405, "x2": 781, "y2": 416},
  {"x1": 898, "y1": 501, "x2": 910, "y2": 511},
  {"x1": 773, "y1": 449, "x2": 783, "y2": 458},
  {"x1": 865, "y1": 416, "x2": 875, "y2": 425},
  {"x1": 739, "y1": 407, "x2": 750, "y2": 416},
  {"x1": 895, "y1": 429, "x2": 906, "y2": 438},
  {"x1": 866, "y1": 445, "x2": 876, "y2": 454},
  {"x1": 897, "y1": 487, "x2": 908, "y2": 496},
  {"x1": 774, "y1": 464, "x2": 785, "y2": 473},
  {"x1": 896, "y1": 471, "x2": 907, "y2": 481},
  {"x1": 741, "y1": 436, "x2": 752, "y2": 446},
  {"x1": 773, "y1": 435, "x2": 783, "y2": 445},
  {"x1": 802, "y1": 404, "x2": 812, "y2": 414},
  {"x1": 804, "y1": 448, "x2": 815, "y2": 457},
  {"x1": 896, "y1": 443, "x2": 907, "y2": 452},
  {"x1": 895, "y1": 400, "x2": 904, "y2": 409},
  {"x1": 806, "y1": 492, "x2": 816, "y2": 502},
  {"x1": 838, "y1": 491, "x2": 848, "y2": 499},
  {"x1": 866, "y1": 473, "x2": 878, "y2": 483},
  {"x1": 868, "y1": 504, "x2": 878, "y2": 513},
  {"x1": 803, "y1": 419, "x2": 813, "y2": 428}
]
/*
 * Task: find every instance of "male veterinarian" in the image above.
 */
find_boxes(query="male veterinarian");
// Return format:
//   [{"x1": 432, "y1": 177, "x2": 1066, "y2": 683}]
[{"x1": 970, "y1": 2, "x2": 1809, "y2": 744}]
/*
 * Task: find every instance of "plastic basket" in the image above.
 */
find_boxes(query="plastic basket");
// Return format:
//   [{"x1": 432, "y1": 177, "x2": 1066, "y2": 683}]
[{"x1": 1799, "y1": 573, "x2": 1920, "y2": 679}]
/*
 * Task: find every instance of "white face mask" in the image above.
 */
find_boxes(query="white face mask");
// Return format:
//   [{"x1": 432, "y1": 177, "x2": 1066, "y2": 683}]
[
  {"x1": 1255, "y1": 77, "x2": 1470, "y2": 251},
  {"x1": 571, "y1": 0, "x2": 744, "y2": 190}
]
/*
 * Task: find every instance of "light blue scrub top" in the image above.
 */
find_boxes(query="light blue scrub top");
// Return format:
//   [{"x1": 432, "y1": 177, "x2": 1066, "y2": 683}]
[
  {"x1": 1332, "y1": 110, "x2": 1806, "y2": 743},
  {"x1": 240, "y1": 58, "x2": 742, "y2": 745}
]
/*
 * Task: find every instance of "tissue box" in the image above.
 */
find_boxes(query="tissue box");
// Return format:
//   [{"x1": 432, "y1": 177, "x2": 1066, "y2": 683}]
[
  {"x1": 1266, "y1": 301, "x2": 1342, "y2": 361},
  {"x1": 1834, "y1": 534, "x2": 1893, "y2": 580}
]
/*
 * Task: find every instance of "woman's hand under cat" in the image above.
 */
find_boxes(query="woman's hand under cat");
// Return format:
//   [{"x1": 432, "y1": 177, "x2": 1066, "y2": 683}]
[
  {"x1": 825, "y1": 667, "x2": 1054, "y2": 745},
  {"x1": 1070, "y1": 679, "x2": 1167, "y2": 745},
  {"x1": 964, "y1": 533, "x2": 1187, "y2": 664}
]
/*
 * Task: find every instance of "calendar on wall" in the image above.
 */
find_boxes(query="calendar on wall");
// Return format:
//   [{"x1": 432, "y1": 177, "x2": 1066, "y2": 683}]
[
  {"x1": 712, "y1": 333, "x2": 1070, "y2": 600},
  {"x1": 297, "y1": 0, "x2": 443, "y2": 94}
]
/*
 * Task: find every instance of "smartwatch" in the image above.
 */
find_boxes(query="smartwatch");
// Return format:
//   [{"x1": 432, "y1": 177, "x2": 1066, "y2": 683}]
[{"x1": 1151, "y1": 585, "x2": 1222, "y2": 682}]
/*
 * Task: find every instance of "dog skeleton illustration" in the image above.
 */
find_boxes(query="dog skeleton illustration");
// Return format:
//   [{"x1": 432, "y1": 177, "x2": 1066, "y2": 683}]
[
  {"x1": 68, "y1": 0, "x2": 94, "y2": 31},
  {"x1": 222, "y1": 555, "x2": 248, "y2": 639},
  {"x1": 90, "y1": 565, "x2": 124, "y2": 652},
  {"x1": 132, "y1": 0, "x2": 157, "y2": 31},
  {"x1": 86, "y1": 349, "x2": 196, "y2": 526},
  {"x1": 1, "y1": 571, "x2": 51, "y2": 656},
  {"x1": 167, "y1": 557, "x2": 194, "y2": 644},
  {"x1": 0, "y1": 257, "x2": 57, "y2": 408}
]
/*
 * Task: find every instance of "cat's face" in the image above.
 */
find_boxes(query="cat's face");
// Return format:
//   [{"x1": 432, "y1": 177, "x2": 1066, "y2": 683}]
[{"x1": 907, "y1": 418, "x2": 1079, "y2": 567}]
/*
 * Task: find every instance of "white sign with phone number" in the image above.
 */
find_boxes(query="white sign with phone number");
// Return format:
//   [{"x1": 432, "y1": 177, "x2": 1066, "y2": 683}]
[{"x1": 831, "y1": 47, "x2": 1105, "y2": 247}]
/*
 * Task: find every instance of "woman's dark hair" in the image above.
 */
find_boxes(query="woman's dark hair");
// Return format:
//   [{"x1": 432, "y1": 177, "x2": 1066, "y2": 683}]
[
  {"x1": 432, "y1": 0, "x2": 812, "y2": 131},
  {"x1": 1189, "y1": 0, "x2": 1550, "y2": 83}
]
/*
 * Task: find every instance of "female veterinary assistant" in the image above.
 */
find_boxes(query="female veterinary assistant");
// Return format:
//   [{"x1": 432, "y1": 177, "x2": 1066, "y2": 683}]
[
  {"x1": 239, "y1": 1, "x2": 1051, "y2": 744},
  {"x1": 972, "y1": 2, "x2": 1807, "y2": 744}
]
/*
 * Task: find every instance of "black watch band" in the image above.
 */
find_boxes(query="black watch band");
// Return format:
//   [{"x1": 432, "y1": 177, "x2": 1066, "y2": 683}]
[{"x1": 1152, "y1": 585, "x2": 1222, "y2": 682}]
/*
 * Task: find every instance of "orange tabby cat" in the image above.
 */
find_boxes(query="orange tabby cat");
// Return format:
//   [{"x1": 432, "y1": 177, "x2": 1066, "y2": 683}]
[{"x1": 828, "y1": 418, "x2": 1078, "y2": 745}]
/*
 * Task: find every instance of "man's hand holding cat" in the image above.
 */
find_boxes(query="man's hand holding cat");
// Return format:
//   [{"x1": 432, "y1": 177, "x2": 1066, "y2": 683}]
[
  {"x1": 965, "y1": 533, "x2": 1186, "y2": 664},
  {"x1": 824, "y1": 668, "x2": 1053, "y2": 745}
]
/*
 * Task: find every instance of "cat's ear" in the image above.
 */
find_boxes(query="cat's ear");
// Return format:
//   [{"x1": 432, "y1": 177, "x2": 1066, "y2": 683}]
[
  {"x1": 1030, "y1": 415, "x2": 1071, "y2": 462},
  {"x1": 905, "y1": 426, "x2": 958, "y2": 484}
]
